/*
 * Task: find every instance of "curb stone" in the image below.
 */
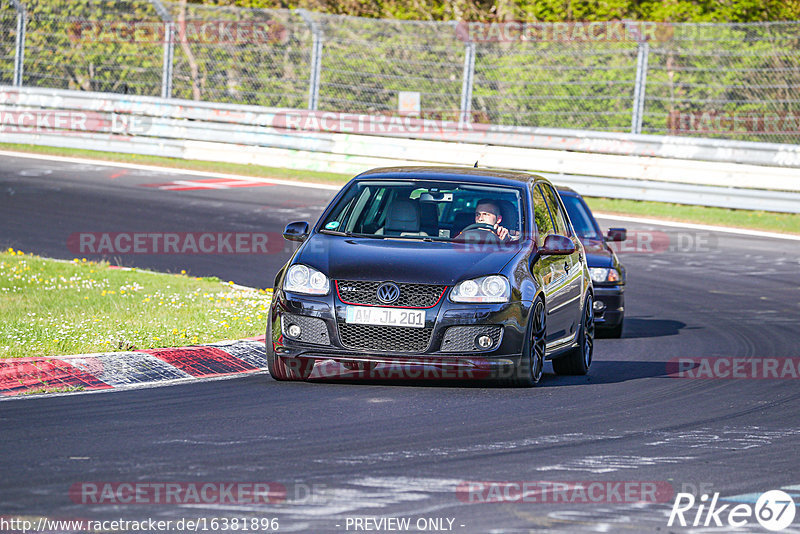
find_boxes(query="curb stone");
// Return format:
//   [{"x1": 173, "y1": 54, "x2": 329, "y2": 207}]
[{"x1": 0, "y1": 335, "x2": 267, "y2": 398}]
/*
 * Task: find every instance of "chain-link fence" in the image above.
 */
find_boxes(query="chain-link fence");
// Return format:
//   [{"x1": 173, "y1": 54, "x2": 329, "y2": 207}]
[
  {"x1": 4, "y1": 1, "x2": 800, "y2": 144},
  {"x1": 161, "y1": 1, "x2": 312, "y2": 107},
  {"x1": 1, "y1": 2, "x2": 21, "y2": 86},
  {"x1": 644, "y1": 23, "x2": 800, "y2": 143}
]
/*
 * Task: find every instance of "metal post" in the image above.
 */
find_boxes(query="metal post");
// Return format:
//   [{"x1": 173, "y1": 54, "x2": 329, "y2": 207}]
[
  {"x1": 459, "y1": 42, "x2": 475, "y2": 128},
  {"x1": 631, "y1": 42, "x2": 649, "y2": 134},
  {"x1": 161, "y1": 22, "x2": 174, "y2": 98},
  {"x1": 10, "y1": 0, "x2": 25, "y2": 87},
  {"x1": 148, "y1": 0, "x2": 174, "y2": 98},
  {"x1": 297, "y1": 9, "x2": 322, "y2": 111}
]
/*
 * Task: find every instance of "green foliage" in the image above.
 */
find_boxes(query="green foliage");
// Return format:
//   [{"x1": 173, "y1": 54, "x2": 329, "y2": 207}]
[
  {"x1": 200, "y1": 0, "x2": 800, "y2": 22},
  {"x1": 20, "y1": 0, "x2": 163, "y2": 93}
]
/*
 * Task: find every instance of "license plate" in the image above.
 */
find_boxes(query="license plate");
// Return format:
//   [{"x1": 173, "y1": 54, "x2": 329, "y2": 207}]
[{"x1": 345, "y1": 306, "x2": 425, "y2": 328}]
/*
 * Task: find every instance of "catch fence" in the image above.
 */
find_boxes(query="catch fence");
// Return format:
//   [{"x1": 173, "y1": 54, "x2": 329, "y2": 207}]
[{"x1": 2, "y1": 1, "x2": 800, "y2": 144}]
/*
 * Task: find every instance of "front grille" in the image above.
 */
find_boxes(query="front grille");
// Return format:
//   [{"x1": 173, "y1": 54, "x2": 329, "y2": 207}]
[
  {"x1": 338, "y1": 323, "x2": 433, "y2": 352},
  {"x1": 336, "y1": 280, "x2": 446, "y2": 308},
  {"x1": 440, "y1": 325, "x2": 503, "y2": 353}
]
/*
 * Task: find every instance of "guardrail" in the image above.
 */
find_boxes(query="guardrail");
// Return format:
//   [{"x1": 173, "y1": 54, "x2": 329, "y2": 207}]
[{"x1": 2, "y1": 86, "x2": 800, "y2": 213}]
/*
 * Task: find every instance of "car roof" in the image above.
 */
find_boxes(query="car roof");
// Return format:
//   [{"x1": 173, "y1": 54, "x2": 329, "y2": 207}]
[
  {"x1": 355, "y1": 166, "x2": 548, "y2": 187},
  {"x1": 555, "y1": 185, "x2": 580, "y2": 196}
]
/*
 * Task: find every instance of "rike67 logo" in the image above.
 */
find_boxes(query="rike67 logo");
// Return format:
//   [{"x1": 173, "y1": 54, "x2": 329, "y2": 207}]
[{"x1": 668, "y1": 490, "x2": 796, "y2": 531}]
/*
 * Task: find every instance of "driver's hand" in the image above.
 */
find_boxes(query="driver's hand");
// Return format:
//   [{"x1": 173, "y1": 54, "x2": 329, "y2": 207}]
[{"x1": 494, "y1": 224, "x2": 509, "y2": 241}]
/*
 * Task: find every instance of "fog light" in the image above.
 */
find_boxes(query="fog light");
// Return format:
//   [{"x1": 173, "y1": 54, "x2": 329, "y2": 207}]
[
  {"x1": 593, "y1": 300, "x2": 606, "y2": 312},
  {"x1": 287, "y1": 324, "x2": 302, "y2": 338},
  {"x1": 476, "y1": 335, "x2": 493, "y2": 349}
]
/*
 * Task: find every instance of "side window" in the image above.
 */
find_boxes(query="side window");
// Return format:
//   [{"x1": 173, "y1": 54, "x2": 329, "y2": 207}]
[
  {"x1": 358, "y1": 187, "x2": 387, "y2": 231},
  {"x1": 531, "y1": 184, "x2": 554, "y2": 247},
  {"x1": 539, "y1": 184, "x2": 570, "y2": 237}
]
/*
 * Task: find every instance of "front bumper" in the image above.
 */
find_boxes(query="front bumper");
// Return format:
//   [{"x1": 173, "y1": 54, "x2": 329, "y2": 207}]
[
  {"x1": 269, "y1": 290, "x2": 531, "y2": 371},
  {"x1": 592, "y1": 285, "x2": 624, "y2": 327}
]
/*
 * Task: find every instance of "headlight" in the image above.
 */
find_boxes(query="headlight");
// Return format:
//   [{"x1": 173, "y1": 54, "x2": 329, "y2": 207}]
[
  {"x1": 589, "y1": 268, "x2": 620, "y2": 283},
  {"x1": 450, "y1": 275, "x2": 510, "y2": 303},
  {"x1": 283, "y1": 264, "x2": 330, "y2": 295}
]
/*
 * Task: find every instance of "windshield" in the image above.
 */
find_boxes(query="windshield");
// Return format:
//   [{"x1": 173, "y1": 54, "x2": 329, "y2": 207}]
[
  {"x1": 319, "y1": 180, "x2": 525, "y2": 241},
  {"x1": 560, "y1": 194, "x2": 601, "y2": 240}
]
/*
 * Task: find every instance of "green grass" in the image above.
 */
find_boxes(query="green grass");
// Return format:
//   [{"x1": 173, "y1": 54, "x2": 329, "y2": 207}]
[
  {"x1": 0, "y1": 248, "x2": 271, "y2": 359},
  {"x1": 2, "y1": 142, "x2": 798, "y2": 234},
  {"x1": 19, "y1": 385, "x2": 85, "y2": 395},
  {"x1": 585, "y1": 197, "x2": 800, "y2": 235}
]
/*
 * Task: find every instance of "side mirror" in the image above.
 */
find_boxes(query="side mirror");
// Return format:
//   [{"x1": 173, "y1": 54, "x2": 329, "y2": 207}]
[
  {"x1": 607, "y1": 228, "x2": 627, "y2": 242},
  {"x1": 283, "y1": 221, "x2": 310, "y2": 242},
  {"x1": 540, "y1": 234, "x2": 575, "y2": 256}
]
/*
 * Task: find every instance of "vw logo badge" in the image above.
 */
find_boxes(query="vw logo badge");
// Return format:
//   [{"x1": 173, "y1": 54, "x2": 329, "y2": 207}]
[{"x1": 376, "y1": 282, "x2": 400, "y2": 304}]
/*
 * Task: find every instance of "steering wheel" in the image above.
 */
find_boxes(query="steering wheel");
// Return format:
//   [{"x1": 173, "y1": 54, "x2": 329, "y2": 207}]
[{"x1": 459, "y1": 222, "x2": 504, "y2": 243}]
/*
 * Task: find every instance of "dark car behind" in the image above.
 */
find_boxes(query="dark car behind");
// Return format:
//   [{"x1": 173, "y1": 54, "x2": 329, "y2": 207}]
[{"x1": 557, "y1": 187, "x2": 626, "y2": 337}]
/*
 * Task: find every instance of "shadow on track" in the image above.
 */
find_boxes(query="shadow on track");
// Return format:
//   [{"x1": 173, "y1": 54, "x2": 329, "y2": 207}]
[
  {"x1": 613, "y1": 317, "x2": 688, "y2": 339},
  {"x1": 263, "y1": 359, "x2": 672, "y2": 389}
]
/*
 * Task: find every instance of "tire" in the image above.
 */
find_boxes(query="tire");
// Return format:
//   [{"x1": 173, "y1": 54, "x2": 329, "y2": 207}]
[
  {"x1": 509, "y1": 297, "x2": 546, "y2": 387},
  {"x1": 552, "y1": 293, "x2": 594, "y2": 376},
  {"x1": 266, "y1": 315, "x2": 314, "y2": 381}
]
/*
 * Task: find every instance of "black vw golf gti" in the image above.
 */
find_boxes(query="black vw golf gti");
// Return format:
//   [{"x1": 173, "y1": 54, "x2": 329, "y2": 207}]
[{"x1": 268, "y1": 167, "x2": 594, "y2": 386}]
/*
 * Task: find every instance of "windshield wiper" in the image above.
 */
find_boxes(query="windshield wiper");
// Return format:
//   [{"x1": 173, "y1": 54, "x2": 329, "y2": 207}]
[{"x1": 319, "y1": 229, "x2": 385, "y2": 239}]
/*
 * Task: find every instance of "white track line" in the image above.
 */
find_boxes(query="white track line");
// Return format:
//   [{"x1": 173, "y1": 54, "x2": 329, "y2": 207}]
[
  {"x1": 2, "y1": 150, "x2": 798, "y2": 241},
  {"x1": 594, "y1": 212, "x2": 800, "y2": 241},
  {"x1": 0, "y1": 150, "x2": 341, "y2": 191}
]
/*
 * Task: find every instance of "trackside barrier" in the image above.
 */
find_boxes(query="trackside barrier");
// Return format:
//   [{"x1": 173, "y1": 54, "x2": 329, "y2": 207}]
[{"x1": 1, "y1": 86, "x2": 800, "y2": 213}]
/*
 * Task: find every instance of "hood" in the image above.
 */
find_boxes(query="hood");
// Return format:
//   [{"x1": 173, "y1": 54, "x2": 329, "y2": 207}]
[
  {"x1": 296, "y1": 233, "x2": 525, "y2": 285},
  {"x1": 579, "y1": 237, "x2": 615, "y2": 269}
]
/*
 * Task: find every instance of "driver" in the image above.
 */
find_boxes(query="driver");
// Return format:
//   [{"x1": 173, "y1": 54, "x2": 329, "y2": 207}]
[{"x1": 468, "y1": 199, "x2": 515, "y2": 241}]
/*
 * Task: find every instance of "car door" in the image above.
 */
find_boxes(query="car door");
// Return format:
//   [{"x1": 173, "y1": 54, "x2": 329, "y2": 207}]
[
  {"x1": 531, "y1": 183, "x2": 574, "y2": 345},
  {"x1": 539, "y1": 183, "x2": 584, "y2": 340}
]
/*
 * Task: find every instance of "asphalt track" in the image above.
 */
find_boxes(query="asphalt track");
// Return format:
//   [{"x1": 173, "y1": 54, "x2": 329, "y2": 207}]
[{"x1": 2, "y1": 153, "x2": 800, "y2": 533}]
